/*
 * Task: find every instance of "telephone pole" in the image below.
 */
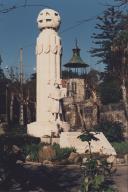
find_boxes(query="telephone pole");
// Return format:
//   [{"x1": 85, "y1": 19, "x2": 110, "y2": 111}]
[{"x1": 19, "y1": 48, "x2": 24, "y2": 126}]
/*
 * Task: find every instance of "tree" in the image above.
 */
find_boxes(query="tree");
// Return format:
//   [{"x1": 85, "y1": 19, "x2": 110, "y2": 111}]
[
  {"x1": 78, "y1": 132, "x2": 115, "y2": 192},
  {"x1": 90, "y1": 7, "x2": 122, "y2": 74},
  {"x1": 86, "y1": 69, "x2": 100, "y2": 90},
  {"x1": 0, "y1": 55, "x2": 5, "y2": 80},
  {"x1": 94, "y1": 120, "x2": 124, "y2": 142},
  {"x1": 115, "y1": 0, "x2": 128, "y2": 6},
  {"x1": 99, "y1": 75, "x2": 122, "y2": 104},
  {"x1": 90, "y1": 6, "x2": 128, "y2": 107}
]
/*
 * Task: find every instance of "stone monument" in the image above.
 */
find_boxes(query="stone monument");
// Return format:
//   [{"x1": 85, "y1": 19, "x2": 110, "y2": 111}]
[
  {"x1": 27, "y1": 8, "x2": 69, "y2": 137},
  {"x1": 27, "y1": 9, "x2": 116, "y2": 158}
]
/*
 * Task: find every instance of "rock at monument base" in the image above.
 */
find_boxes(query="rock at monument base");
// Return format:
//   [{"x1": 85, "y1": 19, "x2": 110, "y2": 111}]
[
  {"x1": 60, "y1": 132, "x2": 116, "y2": 156},
  {"x1": 38, "y1": 145, "x2": 56, "y2": 162},
  {"x1": 68, "y1": 152, "x2": 82, "y2": 164},
  {"x1": 43, "y1": 160, "x2": 53, "y2": 165}
]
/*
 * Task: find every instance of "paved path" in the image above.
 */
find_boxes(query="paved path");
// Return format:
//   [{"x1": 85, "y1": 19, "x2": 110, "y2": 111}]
[
  {"x1": 1, "y1": 162, "x2": 128, "y2": 192},
  {"x1": 0, "y1": 163, "x2": 83, "y2": 192},
  {"x1": 113, "y1": 165, "x2": 128, "y2": 192}
]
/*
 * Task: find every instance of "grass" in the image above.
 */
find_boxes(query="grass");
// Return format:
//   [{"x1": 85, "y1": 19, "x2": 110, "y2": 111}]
[
  {"x1": 112, "y1": 141, "x2": 128, "y2": 155},
  {"x1": 23, "y1": 143, "x2": 76, "y2": 162},
  {"x1": 23, "y1": 143, "x2": 44, "y2": 162},
  {"x1": 52, "y1": 143, "x2": 76, "y2": 161}
]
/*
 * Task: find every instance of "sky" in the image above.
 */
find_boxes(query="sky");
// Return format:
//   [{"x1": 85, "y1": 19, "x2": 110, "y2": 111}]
[{"x1": 0, "y1": 0, "x2": 116, "y2": 79}]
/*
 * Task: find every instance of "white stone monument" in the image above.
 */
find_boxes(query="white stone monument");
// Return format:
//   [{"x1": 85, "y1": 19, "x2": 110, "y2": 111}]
[
  {"x1": 27, "y1": 9, "x2": 69, "y2": 137},
  {"x1": 27, "y1": 9, "x2": 116, "y2": 159},
  {"x1": 60, "y1": 132, "x2": 116, "y2": 156}
]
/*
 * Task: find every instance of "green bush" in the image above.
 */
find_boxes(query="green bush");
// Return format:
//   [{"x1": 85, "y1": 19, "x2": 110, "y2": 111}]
[
  {"x1": 80, "y1": 155, "x2": 115, "y2": 192},
  {"x1": 99, "y1": 76, "x2": 122, "y2": 105},
  {"x1": 23, "y1": 143, "x2": 76, "y2": 162},
  {"x1": 112, "y1": 141, "x2": 128, "y2": 155},
  {"x1": 78, "y1": 132, "x2": 116, "y2": 192},
  {"x1": 52, "y1": 143, "x2": 76, "y2": 160},
  {"x1": 94, "y1": 121, "x2": 124, "y2": 142},
  {"x1": 23, "y1": 143, "x2": 44, "y2": 162}
]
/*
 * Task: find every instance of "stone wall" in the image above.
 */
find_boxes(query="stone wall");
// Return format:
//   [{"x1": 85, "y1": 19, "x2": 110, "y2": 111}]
[
  {"x1": 63, "y1": 98, "x2": 98, "y2": 130},
  {"x1": 63, "y1": 98, "x2": 128, "y2": 137},
  {"x1": 63, "y1": 78, "x2": 86, "y2": 102}
]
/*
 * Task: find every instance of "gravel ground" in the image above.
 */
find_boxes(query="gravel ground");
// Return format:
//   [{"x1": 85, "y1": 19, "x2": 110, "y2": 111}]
[
  {"x1": 1, "y1": 162, "x2": 127, "y2": 192},
  {"x1": 0, "y1": 163, "x2": 83, "y2": 192},
  {"x1": 113, "y1": 165, "x2": 128, "y2": 192}
]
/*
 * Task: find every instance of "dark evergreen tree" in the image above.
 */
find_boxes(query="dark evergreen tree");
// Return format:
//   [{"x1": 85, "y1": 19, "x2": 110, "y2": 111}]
[
  {"x1": 90, "y1": 6, "x2": 128, "y2": 104},
  {"x1": 0, "y1": 55, "x2": 5, "y2": 80},
  {"x1": 90, "y1": 7, "x2": 122, "y2": 74}
]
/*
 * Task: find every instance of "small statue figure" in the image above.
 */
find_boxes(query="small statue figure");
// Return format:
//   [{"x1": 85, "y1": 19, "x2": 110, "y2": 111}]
[{"x1": 48, "y1": 83, "x2": 63, "y2": 121}]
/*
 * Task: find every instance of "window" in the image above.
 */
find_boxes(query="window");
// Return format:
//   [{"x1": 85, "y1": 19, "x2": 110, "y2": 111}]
[{"x1": 72, "y1": 82, "x2": 77, "y2": 94}]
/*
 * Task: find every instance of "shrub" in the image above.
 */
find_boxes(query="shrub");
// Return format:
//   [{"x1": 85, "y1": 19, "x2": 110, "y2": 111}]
[
  {"x1": 78, "y1": 132, "x2": 116, "y2": 192},
  {"x1": 52, "y1": 143, "x2": 76, "y2": 161},
  {"x1": 99, "y1": 76, "x2": 122, "y2": 105},
  {"x1": 23, "y1": 143, "x2": 44, "y2": 162},
  {"x1": 94, "y1": 121, "x2": 124, "y2": 142},
  {"x1": 80, "y1": 155, "x2": 115, "y2": 192},
  {"x1": 112, "y1": 141, "x2": 128, "y2": 155},
  {"x1": 0, "y1": 134, "x2": 40, "y2": 147},
  {"x1": 23, "y1": 143, "x2": 76, "y2": 162}
]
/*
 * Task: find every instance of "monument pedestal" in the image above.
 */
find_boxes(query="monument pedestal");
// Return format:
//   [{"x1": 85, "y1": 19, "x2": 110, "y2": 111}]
[
  {"x1": 27, "y1": 121, "x2": 59, "y2": 137},
  {"x1": 60, "y1": 132, "x2": 116, "y2": 156},
  {"x1": 27, "y1": 120, "x2": 70, "y2": 138}
]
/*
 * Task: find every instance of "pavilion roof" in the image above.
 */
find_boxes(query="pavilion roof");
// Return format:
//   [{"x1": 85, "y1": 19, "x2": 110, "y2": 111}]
[{"x1": 64, "y1": 43, "x2": 89, "y2": 68}]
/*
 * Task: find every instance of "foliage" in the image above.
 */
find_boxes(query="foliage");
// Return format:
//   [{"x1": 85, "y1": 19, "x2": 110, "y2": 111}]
[
  {"x1": 111, "y1": 30, "x2": 128, "y2": 83},
  {"x1": 78, "y1": 131, "x2": 99, "y2": 156},
  {"x1": 112, "y1": 141, "x2": 128, "y2": 155},
  {"x1": 86, "y1": 69, "x2": 101, "y2": 97},
  {"x1": 23, "y1": 142, "x2": 76, "y2": 162},
  {"x1": 78, "y1": 132, "x2": 116, "y2": 192},
  {"x1": 78, "y1": 132, "x2": 99, "y2": 143},
  {"x1": 90, "y1": 4, "x2": 128, "y2": 101},
  {"x1": 99, "y1": 75, "x2": 122, "y2": 104},
  {"x1": 94, "y1": 121, "x2": 124, "y2": 142},
  {"x1": 87, "y1": 69, "x2": 100, "y2": 84},
  {"x1": 0, "y1": 134, "x2": 40, "y2": 163},
  {"x1": 0, "y1": 134, "x2": 40, "y2": 147},
  {"x1": 80, "y1": 155, "x2": 115, "y2": 192},
  {"x1": 0, "y1": 55, "x2": 5, "y2": 80},
  {"x1": 90, "y1": 7, "x2": 122, "y2": 69},
  {"x1": 23, "y1": 143, "x2": 44, "y2": 162},
  {"x1": 52, "y1": 143, "x2": 76, "y2": 161}
]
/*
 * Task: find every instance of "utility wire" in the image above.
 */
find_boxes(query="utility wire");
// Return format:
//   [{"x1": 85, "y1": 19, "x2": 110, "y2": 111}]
[
  {"x1": 0, "y1": 2, "x2": 52, "y2": 14},
  {"x1": 60, "y1": 16, "x2": 96, "y2": 34},
  {"x1": 0, "y1": 1, "x2": 104, "y2": 36}
]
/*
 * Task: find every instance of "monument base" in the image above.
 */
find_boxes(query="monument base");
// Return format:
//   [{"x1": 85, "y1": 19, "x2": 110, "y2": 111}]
[
  {"x1": 60, "y1": 132, "x2": 116, "y2": 156},
  {"x1": 27, "y1": 121, "x2": 70, "y2": 138},
  {"x1": 27, "y1": 123, "x2": 116, "y2": 157}
]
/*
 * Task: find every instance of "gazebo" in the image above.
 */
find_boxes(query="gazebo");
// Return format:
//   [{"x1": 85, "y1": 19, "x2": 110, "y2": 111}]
[{"x1": 64, "y1": 41, "x2": 89, "y2": 78}]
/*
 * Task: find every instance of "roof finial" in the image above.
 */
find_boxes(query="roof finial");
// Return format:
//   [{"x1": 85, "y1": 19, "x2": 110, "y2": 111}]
[{"x1": 75, "y1": 38, "x2": 78, "y2": 49}]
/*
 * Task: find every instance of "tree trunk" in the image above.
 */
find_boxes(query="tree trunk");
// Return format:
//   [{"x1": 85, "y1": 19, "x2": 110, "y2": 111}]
[{"x1": 121, "y1": 80, "x2": 128, "y2": 119}]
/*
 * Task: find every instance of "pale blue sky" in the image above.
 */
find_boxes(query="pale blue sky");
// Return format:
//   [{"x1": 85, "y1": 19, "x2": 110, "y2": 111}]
[{"x1": 0, "y1": 0, "x2": 116, "y2": 78}]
